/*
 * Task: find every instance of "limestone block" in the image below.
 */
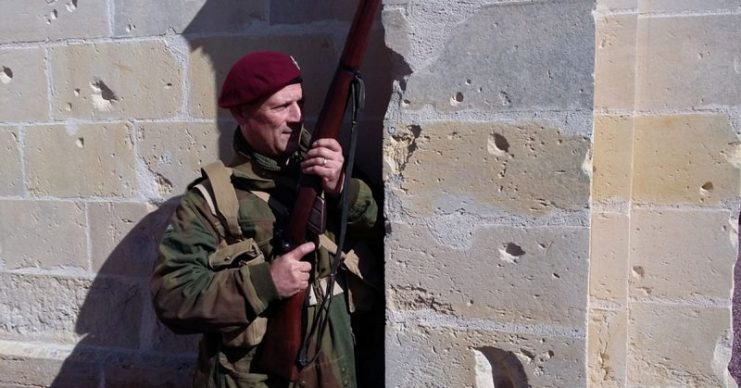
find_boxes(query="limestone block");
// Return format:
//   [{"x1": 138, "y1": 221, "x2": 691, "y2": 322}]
[
  {"x1": 104, "y1": 354, "x2": 194, "y2": 388},
  {"x1": 0, "y1": 127, "x2": 22, "y2": 196},
  {"x1": 627, "y1": 303, "x2": 731, "y2": 386},
  {"x1": 50, "y1": 41, "x2": 182, "y2": 120},
  {"x1": 89, "y1": 202, "x2": 170, "y2": 277},
  {"x1": 0, "y1": 200, "x2": 86, "y2": 269},
  {"x1": 639, "y1": 0, "x2": 741, "y2": 13},
  {"x1": 188, "y1": 35, "x2": 337, "y2": 119},
  {"x1": 630, "y1": 208, "x2": 736, "y2": 300},
  {"x1": 595, "y1": 14, "x2": 637, "y2": 111},
  {"x1": 386, "y1": 222, "x2": 588, "y2": 327},
  {"x1": 137, "y1": 121, "x2": 224, "y2": 197},
  {"x1": 596, "y1": 0, "x2": 638, "y2": 12},
  {"x1": 114, "y1": 0, "x2": 267, "y2": 36},
  {"x1": 387, "y1": 121, "x2": 590, "y2": 217},
  {"x1": 588, "y1": 308, "x2": 627, "y2": 388},
  {"x1": 402, "y1": 2, "x2": 594, "y2": 113},
  {"x1": 269, "y1": 0, "x2": 357, "y2": 24},
  {"x1": 636, "y1": 14, "x2": 741, "y2": 109},
  {"x1": 0, "y1": 48, "x2": 48, "y2": 121},
  {"x1": 386, "y1": 322, "x2": 586, "y2": 388},
  {"x1": 0, "y1": 273, "x2": 143, "y2": 349},
  {"x1": 0, "y1": 354, "x2": 99, "y2": 387},
  {"x1": 590, "y1": 213, "x2": 629, "y2": 305},
  {"x1": 632, "y1": 114, "x2": 739, "y2": 205},
  {"x1": 0, "y1": 1, "x2": 107, "y2": 43},
  {"x1": 26, "y1": 123, "x2": 137, "y2": 197},
  {"x1": 593, "y1": 116, "x2": 633, "y2": 203}
]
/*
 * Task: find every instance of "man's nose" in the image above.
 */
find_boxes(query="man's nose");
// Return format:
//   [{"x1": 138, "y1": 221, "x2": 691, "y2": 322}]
[{"x1": 287, "y1": 102, "x2": 302, "y2": 122}]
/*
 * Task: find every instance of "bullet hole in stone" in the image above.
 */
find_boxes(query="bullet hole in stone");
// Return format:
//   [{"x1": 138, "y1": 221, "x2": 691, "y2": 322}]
[
  {"x1": 632, "y1": 266, "x2": 645, "y2": 279},
  {"x1": 473, "y1": 347, "x2": 529, "y2": 388},
  {"x1": 552, "y1": 273, "x2": 560, "y2": 279},
  {"x1": 66, "y1": 0, "x2": 77, "y2": 12},
  {"x1": 76, "y1": 137, "x2": 84, "y2": 148},
  {"x1": 164, "y1": 82, "x2": 173, "y2": 89},
  {"x1": 401, "y1": 99, "x2": 410, "y2": 107},
  {"x1": 487, "y1": 133, "x2": 510, "y2": 156},
  {"x1": 73, "y1": 88, "x2": 80, "y2": 96},
  {"x1": 701, "y1": 181, "x2": 714, "y2": 192},
  {"x1": 505, "y1": 243, "x2": 525, "y2": 256},
  {"x1": 465, "y1": 79, "x2": 472, "y2": 85},
  {"x1": 126, "y1": 24, "x2": 137, "y2": 33},
  {"x1": 499, "y1": 243, "x2": 525, "y2": 264},
  {"x1": 65, "y1": 103, "x2": 72, "y2": 112},
  {"x1": 90, "y1": 79, "x2": 119, "y2": 112},
  {"x1": 450, "y1": 92, "x2": 464, "y2": 106},
  {"x1": 498, "y1": 91, "x2": 512, "y2": 106},
  {"x1": 49, "y1": 9, "x2": 58, "y2": 21},
  {"x1": 0, "y1": 67, "x2": 12, "y2": 84}
]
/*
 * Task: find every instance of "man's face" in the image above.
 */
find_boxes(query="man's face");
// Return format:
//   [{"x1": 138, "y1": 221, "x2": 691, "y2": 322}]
[{"x1": 238, "y1": 83, "x2": 304, "y2": 157}]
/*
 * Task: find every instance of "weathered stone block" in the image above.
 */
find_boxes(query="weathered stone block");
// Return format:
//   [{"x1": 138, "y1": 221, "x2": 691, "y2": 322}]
[
  {"x1": 114, "y1": 0, "x2": 267, "y2": 37},
  {"x1": 387, "y1": 121, "x2": 590, "y2": 217},
  {"x1": 104, "y1": 354, "x2": 194, "y2": 388},
  {"x1": 595, "y1": 14, "x2": 637, "y2": 111},
  {"x1": 0, "y1": 48, "x2": 48, "y2": 121},
  {"x1": 632, "y1": 114, "x2": 739, "y2": 205},
  {"x1": 0, "y1": 127, "x2": 22, "y2": 196},
  {"x1": 0, "y1": 200, "x2": 86, "y2": 269},
  {"x1": 636, "y1": 14, "x2": 741, "y2": 109},
  {"x1": 188, "y1": 35, "x2": 337, "y2": 119},
  {"x1": 402, "y1": 1, "x2": 594, "y2": 113},
  {"x1": 50, "y1": 41, "x2": 182, "y2": 120},
  {"x1": 596, "y1": 0, "x2": 638, "y2": 12},
  {"x1": 590, "y1": 213, "x2": 629, "y2": 305},
  {"x1": 630, "y1": 208, "x2": 736, "y2": 300},
  {"x1": 593, "y1": 116, "x2": 633, "y2": 203},
  {"x1": 588, "y1": 308, "x2": 627, "y2": 388},
  {"x1": 270, "y1": 0, "x2": 357, "y2": 24},
  {"x1": 0, "y1": 1, "x2": 107, "y2": 43},
  {"x1": 0, "y1": 274, "x2": 143, "y2": 349},
  {"x1": 639, "y1": 0, "x2": 741, "y2": 13},
  {"x1": 89, "y1": 202, "x2": 169, "y2": 277},
  {"x1": 0, "y1": 353, "x2": 99, "y2": 388},
  {"x1": 386, "y1": 222, "x2": 588, "y2": 327},
  {"x1": 386, "y1": 321, "x2": 586, "y2": 388},
  {"x1": 26, "y1": 123, "x2": 137, "y2": 197},
  {"x1": 627, "y1": 303, "x2": 732, "y2": 386},
  {"x1": 137, "y1": 121, "x2": 224, "y2": 197}
]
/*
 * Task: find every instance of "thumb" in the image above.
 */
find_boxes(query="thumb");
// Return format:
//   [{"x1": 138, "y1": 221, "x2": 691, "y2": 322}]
[{"x1": 286, "y1": 242, "x2": 316, "y2": 260}]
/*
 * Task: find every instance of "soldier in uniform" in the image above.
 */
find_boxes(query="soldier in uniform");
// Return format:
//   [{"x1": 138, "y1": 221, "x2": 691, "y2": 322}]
[{"x1": 151, "y1": 51, "x2": 378, "y2": 387}]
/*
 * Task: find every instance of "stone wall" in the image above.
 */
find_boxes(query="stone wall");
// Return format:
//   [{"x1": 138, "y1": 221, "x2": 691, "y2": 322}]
[{"x1": 0, "y1": 0, "x2": 739, "y2": 387}]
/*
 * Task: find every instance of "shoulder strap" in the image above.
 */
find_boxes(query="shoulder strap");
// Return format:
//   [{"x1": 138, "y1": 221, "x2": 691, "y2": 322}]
[{"x1": 200, "y1": 161, "x2": 242, "y2": 240}]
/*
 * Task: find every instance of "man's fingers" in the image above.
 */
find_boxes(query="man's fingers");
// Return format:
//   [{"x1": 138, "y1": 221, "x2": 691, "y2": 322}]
[
  {"x1": 312, "y1": 138, "x2": 342, "y2": 152},
  {"x1": 286, "y1": 242, "x2": 315, "y2": 260}
]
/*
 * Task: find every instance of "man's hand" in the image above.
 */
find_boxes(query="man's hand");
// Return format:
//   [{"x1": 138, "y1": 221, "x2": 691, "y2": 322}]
[
  {"x1": 269, "y1": 242, "x2": 315, "y2": 299},
  {"x1": 301, "y1": 138, "x2": 345, "y2": 196}
]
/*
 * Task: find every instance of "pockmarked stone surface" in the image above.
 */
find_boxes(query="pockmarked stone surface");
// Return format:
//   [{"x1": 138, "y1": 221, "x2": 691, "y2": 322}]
[
  {"x1": 386, "y1": 222, "x2": 588, "y2": 327},
  {"x1": 188, "y1": 35, "x2": 337, "y2": 119},
  {"x1": 592, "y1": 115, "x2": 633, "y2": 203},
  {"x1": 50, "y1": 41, "x2": 183, "y2": 120},
  {"x1": 386, "y1": 322, "x2": 585, "y2": 388},
  {"x1": 114, "y1": 0, "x2": 268, "y2": 36},
  {"x1": 402, "y1": 1, "x2": 594, "y2": 113},
  {"x1": 595, "y1": 14, "x2": 637, "y2": 111},
  {"x1": 0, "y1": 0, "x2": 107, "y2": 43},
  {"x1": 636, "y1": 14, "x2": 741, "y2": 109},
  {"x1": 590, "y1": 213, "x2": 629, "y2": 305},
  {"x1": 627, "y1": 303, "x2": 732, "y2": 387},
  {"x1": 137, "y1": 121, "x2": 224, "y2": 197},
  {"x1": 632, "y1": 114, "x2": 739, "y2": 205},
  {"x1": 0, "y1": 126, "x2": 22, "y2": 196},
  {"x1": 588, "y1": 308, "x2": 627, "y2": 388},
  {"x1": 0, "y1": 48, "x2": 48, "y2": 122},
  {"x1": 387, "y1": 121, "x2": 590, "y2": 217},
  {"x1": 0, "y1": 200, "x2": 86, "y2": 269},
  {"x1": 630, "y1": 208, "x2": 737, "y2": 301},
  {"x1": 26, "y1": 123, "x2": 137, "y2": 197}
]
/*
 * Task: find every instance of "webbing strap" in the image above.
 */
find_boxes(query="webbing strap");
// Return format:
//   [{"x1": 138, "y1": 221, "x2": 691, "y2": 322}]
[{"x1": 201, "y1": 161, "x2": 242, "y2": 239}]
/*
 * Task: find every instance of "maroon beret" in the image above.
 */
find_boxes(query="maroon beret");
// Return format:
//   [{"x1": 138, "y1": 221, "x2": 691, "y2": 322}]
[{"x1": 218, "y1": 51, "x2": 302, "y2": 109}]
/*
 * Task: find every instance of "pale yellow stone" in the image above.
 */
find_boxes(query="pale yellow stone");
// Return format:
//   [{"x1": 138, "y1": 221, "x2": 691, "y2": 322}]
[
  {"x1": 137, "y1": 121, "x2": 224, "y2": 197},
  {"x1": 638, "y1": 0, "x2": 741, "y2": 13},
  {"x1": 0, "y1": 200, "x2": 86, "y2": 269},
  {"x1": 627, "y1": 303, "x2": 730, "y2": 387},
  {"x1": 0, "y1": 48, "x2": 48, "y2": 121},
  {"x1": 0, "y1": 126, "x2": 22, "y2": 195},
  {"x1": 592, "y1": 116, "x2": 633, "y2": 202},
  {"x1": 26, "y1": 123, "x2": 137, "y2": 197},
  {"x1": 590, "y1": 213, "x2": 629, "y2": 305},
  {"x1": 632, "y1": 114, "x2": 739, "y2": 205},
  {"x1": 588, "y1": 308, "x2": 627, "y2": 388},
  {"x1": 595, "y1": 14, "x2": 637, "y2": 111},
  {"x1": 596, "y1": 0, "x2": 638, "y2": 12},
  {"x1": 0, "y1": 1, "x2": 108, "y2": 43},
  {"x1": 188, "y1": 35, "x2": 337, "y2": 119},
  {"x1": 391, "y1": 121, "x2": 590, "y2": 217},
  {"x1": 50, "y1": 41, "x2": 182, "y2": 120},
  {"x1": 629, "y1": 208, "x2": 736, "y2": 300},
  {"x1": 636, "y1": 14, "x2": 741, "y2": 109}
]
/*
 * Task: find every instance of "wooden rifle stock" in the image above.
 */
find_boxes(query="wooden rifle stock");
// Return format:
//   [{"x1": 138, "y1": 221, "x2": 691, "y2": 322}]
[{"x1": 257, "y1": 0, "x2": 381, "y2": 382}]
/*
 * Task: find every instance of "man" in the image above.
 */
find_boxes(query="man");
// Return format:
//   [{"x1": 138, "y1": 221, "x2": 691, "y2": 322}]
[{"x1": 151, "y1": 51, "x2": 378, "y2": 387}]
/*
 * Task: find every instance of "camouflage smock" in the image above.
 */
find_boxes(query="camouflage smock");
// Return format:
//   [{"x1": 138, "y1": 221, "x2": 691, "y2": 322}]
[{"x1": 151, "y1": 130, "x2": 378, "y2": 388}]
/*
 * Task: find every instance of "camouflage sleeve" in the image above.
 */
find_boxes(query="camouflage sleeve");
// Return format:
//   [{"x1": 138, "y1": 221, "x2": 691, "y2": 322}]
[
  {"x1": 150, "y1": 190, "x2": 279, "y2": 334},
  {"x1": 343, "y1": 178, "x2": 378, "y2": 230}
]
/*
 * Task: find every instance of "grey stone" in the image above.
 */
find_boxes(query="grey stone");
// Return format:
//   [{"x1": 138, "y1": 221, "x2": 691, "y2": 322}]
[{"x1": 0, "y1": 127, "x2": 22, "y2": 196}]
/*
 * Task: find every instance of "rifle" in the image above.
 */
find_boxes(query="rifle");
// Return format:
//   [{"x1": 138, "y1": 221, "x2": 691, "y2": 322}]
[{"x1": 257, "y1": 0, "x2": 381, "y2": 381}]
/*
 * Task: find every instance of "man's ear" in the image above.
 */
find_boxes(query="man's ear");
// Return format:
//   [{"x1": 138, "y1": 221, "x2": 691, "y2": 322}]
[{"x1": 230, "y1": 107, "x2": 245, "y2": 124}]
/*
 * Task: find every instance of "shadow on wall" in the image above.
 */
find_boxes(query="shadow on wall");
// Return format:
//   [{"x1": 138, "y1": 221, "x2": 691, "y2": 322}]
[
  {"x1": 730, "y1": 210, "x2": 741, "y2": 384},
  {"x1": 52, "y1": 0, "x2": 400, "y2": 386}
]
